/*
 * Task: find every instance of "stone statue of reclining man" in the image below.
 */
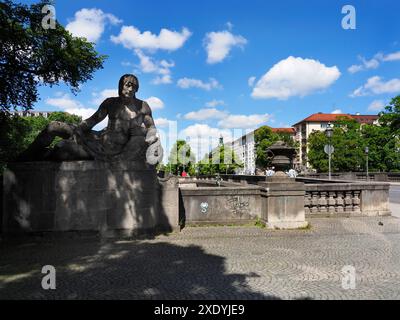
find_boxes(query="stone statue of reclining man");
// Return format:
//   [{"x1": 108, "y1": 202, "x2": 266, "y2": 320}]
[{"x1": 18, "y1": 74, "x2": 163, "y2": 164}]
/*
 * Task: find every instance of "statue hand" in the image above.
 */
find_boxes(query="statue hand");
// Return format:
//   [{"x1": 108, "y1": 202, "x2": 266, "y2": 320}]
[{"x1": 145, "y1": 135, "x2": 158, "y2": 145}]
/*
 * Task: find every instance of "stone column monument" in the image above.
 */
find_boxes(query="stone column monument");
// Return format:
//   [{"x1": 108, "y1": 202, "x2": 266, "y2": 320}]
[
  {"x1": 3, "y1": 74, "x2": 179, "y2": 237},
  {"x1": 259, "y1": 141, "x2": 308, "y2": 229}
]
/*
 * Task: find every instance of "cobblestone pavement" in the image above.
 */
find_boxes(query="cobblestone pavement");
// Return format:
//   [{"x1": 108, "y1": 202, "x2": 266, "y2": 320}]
[{"x1": 1, "y1": 216, "x2": 400, "y2": 300}]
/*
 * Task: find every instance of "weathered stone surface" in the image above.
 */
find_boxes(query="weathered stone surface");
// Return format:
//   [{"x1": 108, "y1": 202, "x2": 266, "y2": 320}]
[
  {"x1": 259, "y1": 177, "x2": 308, "y2": 229},
  {"x1": 2, "y1": 161, "x2": 179, "y2": 236},
  {"x1": 179, "y1": 184, "x2": 262, "y2": 225}
]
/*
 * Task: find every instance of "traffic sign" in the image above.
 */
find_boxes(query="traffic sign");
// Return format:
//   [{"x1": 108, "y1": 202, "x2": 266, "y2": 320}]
[{"x1": 324, "y1": 144, "x2": 334, "y2": 155}]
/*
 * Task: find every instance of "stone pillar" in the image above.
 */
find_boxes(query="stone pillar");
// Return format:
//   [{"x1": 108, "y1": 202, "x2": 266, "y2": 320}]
[
  {"x1": 259, "y1": 175, "x2": 308, "y2": 229},
  {"x1": 328, "y1": 192, "x2": 336, "y2": 214},
  {"x1": 336, "y1": 192, "x2": 344, "y2": 213}
]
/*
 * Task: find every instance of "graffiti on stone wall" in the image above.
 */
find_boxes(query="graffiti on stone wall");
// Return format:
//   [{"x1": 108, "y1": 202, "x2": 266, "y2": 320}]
[{"x1": 226, "y1": 196, "x2": 249, "y2": 217}]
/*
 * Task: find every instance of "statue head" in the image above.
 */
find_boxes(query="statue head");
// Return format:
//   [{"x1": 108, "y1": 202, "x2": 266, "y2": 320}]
[{"x1": 118, "y1": 74, "x2": 139, "y2": 98}]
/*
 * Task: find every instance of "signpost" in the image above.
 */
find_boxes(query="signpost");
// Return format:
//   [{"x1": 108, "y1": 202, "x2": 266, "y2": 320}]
[{"x1": 324, "y1": 144, "x2": 334, "y2": 180}]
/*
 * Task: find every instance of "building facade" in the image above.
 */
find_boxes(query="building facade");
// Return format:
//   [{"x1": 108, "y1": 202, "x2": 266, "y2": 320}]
[{"x1": 293, "y1": 113, "x2": 379, "y2": 169}]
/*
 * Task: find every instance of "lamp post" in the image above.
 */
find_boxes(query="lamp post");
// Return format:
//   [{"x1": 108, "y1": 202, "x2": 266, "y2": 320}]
[
  {"x1": 365, "y1": 146, "x2": 369, "y2": 181},
  {"x1": 325, "y1": 122, "x2": 334, "y2": 180}
]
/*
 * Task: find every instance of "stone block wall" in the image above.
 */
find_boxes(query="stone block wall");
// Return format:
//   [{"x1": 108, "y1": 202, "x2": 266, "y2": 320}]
[{"x1": 2, "y1": 161, "x2": 179, "y2": 236}]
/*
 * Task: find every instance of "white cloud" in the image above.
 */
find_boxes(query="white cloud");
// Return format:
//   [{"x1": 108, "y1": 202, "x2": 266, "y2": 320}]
[
  {"x1": 382, "y1": 51, "x2": 400, "y2": 62},
  {"x1": 179, "y1": 124, "x2": 233, "y2": 160},
  {"x1": 152, "y1": 75, "x2": 173, "y2": 85},
  {"x1": 351, "y1": 76, "x2": 400, "y2": 97},
  {"x1": 46, "y1": 94, "x2": 82, "y2": 109},
  {"x1": 204, "y1": 30, "x2": 247, "y2": 64},
  {"x1": 205, "y1": 99, "x2": 225, "y2": 108},
  {"x1": 368, "y1": 100, "x2": 385, "y2": 112},
  {"x1": 348, "y1": 51, "x2": 400, "y2": 73},
  {"x1": 66, "y1": 8, "x2": 122, "y2": 43},
  {"x1": 111, "y1": 26, "x2": 191, "y2": 51},
  {"x1": 226, "y1": 22, "x2": 234, "y2": 31},
  {"x1": 46, "y1": 94, "x2": 108, "y2": 130},
  {"x1": 184, "y1": 108, "x2": 228, "y2": 121},
  {"x1": 145, "y1": 96, "x2": 164, "y2": 110},
  {"x1": 218, "y1": 113, "x2": 271, "y2": 129},
  {"x1": 251, "y1": 56, "x2": 340, "y2": 100},
  {"x1": 92, "y1": 89, "x2": 118, "y2": 105},
  {"x1": 177, "y1": 77, "x2": 221, "y2": 90},
  {"x1": 331, "y1": 109, "x2": 343, "y2": 114},
  {"x1": 154, "y1": 117, "x2": 172, "y2": 128},
  {"x1": 348, "y1": 55, "x2": 380, "y2": 74},
  {"x1": 248, "y1": 76, "x2": 256, "y2": 87},
  {"x1": 134, "y1": 49, "x2": 174, "y2": 84}
]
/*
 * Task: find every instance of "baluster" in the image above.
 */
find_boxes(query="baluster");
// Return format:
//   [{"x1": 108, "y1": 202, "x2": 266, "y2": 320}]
[
  {"x1": 345, "y1": 191, "x2": 353, "y2": 212},
  {"x1": 318, "y1": 191, "x2": 328, "y2": 213},
  {"x1": 311, "y1": 192, "x2": 319, "y2": 214},
  {"x1": 352, "y1": 190, "x2": 361, "y2": 214},
  {"x1": 304, "y1": 192, "x2": 311, "y2": 214},
  {"x1": 328, "y1": 191, "x2": 336, "y2": 214},
  {"x1": 336, "y1": 192, "x2": 344, "y2": 213}
]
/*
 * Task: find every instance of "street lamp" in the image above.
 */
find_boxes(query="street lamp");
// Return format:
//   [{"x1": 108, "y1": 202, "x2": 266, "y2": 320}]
[
  {"x1": 365, "y1": 146, "x2": 369, "y2": 181},
  {"x1": 324, "y1": 122, "x2": 334, "y2": 180}
]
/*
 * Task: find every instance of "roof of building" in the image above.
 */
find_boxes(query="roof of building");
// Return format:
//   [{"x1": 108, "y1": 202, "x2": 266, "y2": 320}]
[
  {"x1": 271, "y1": 127, "x2": 296, "y2": 134},
  {"x1": 351, "y1": 114, "x2": 379, "y2": 124},
  {"x1": 293, "y1": 112, "x2": 379, "y2": 126}
]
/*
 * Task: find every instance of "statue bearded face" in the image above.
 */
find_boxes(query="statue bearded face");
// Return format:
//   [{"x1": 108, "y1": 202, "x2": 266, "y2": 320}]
[{"x1": 119, "y1": 75, "x2": 138, "y2": 98}]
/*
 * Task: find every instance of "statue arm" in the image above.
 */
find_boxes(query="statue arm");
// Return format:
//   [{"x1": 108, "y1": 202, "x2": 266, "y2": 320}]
[
  {"x1": 79, "y1": 99, "x2": 109, "y2": 131},
  {"x1": 142, "y1": 101, "x2": 158, "y2": 144}
]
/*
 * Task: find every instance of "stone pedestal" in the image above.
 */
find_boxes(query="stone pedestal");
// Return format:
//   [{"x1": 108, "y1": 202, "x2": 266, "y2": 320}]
[
  {"x1": 2, "y1": 161, "x2": 179, "y2": 237},
  {"x1": 259, "y1": 174, "x2": 308, "y2": 229}
]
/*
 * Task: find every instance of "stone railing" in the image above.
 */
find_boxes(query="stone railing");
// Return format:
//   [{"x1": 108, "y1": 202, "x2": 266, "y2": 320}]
[
  {"x1": 299, "y1": 178, "x2": 391, "y2": 216},
  {"x1": 304, "y1": 189, "x2": 361, "y2": 215},
  {"x1": 194, "y1": 175, "x2": 391, "y2": 217},
  {"x1": 300, "y1": 172, "x2": 400, "y2": 182}
]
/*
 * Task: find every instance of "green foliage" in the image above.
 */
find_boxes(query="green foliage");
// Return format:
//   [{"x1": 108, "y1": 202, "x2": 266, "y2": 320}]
[
  {"x1": 165, "y1": 140, "x2": 196, "y2": 176},
  {"x1": 307, "y1": 105, "x2": 400, "y2": 172},
  {"x1": 0, "y1": 112, "x2": 81, "y2": 172},
  {"x1": 254, "y1": 126, "x2": 298, "y2": 170},
  {"x1": 379, "y1": 96, "x2": 400, "y2": 133},
  {"x1": 0, "y1": 0, "x2": 106, "y2": 111},
  {"x1": 197, "y1": 144, "x2": 243, "y2": 175},
  {"x1": 307, "y1": 118, "x2": 364, "y2": 172},
  {"x1": 254, "y1": 126, "x2": 279, "y2": 169}
]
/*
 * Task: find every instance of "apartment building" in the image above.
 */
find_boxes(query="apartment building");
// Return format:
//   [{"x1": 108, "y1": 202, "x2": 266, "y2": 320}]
[{"x1": 293, "y1": 113, "x2": 379, "y2": 168}]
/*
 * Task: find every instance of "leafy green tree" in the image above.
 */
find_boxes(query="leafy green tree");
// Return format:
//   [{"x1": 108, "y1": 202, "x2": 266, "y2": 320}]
[
  {"x1": 166, "y1": 140, "x2": 196, "y2": 176},
  {"x1": 307, "y1": 118, "x2": 365, "y2": 172},
  {"x1": 0, "y1": 112, "x2": 81, "y2": 172},
  {"x1": 197, "y1": 145, "x2": 243, "y2": 175},
  {"x1": 362, "y1": 124, "x2": 399, "y2": 172},
  {"x1": 0, "y1": 0, "x2": 106, "y2": 111},
  {"x1": 379, "y1": 95, "x2": 400, "y2": 133},
  {"x1": 254, "y1": 126, "x2": 279, "y2": 169}
]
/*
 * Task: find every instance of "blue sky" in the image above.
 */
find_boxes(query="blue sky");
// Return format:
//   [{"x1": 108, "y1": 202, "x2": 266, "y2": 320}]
[{"x1": 24, "y1": 0, "x2": 400, "y2": 158}]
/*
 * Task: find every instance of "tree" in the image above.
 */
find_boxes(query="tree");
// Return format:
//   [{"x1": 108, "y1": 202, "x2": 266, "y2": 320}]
[
  {"x1": 307, "y1": 118, "x2": 364, "y2": 172},
  {"x1": 307, "y1": 115, "x2": 400, "y2": 172},
  {"x1": 254, "y1": 126, "x2": 280, "y2": 169},
  {"x1": 166, "y1": 140, "x2": 196, "y2": 176},
  {"x1": 0, "y1": 112, "x2": 81, "y2": 172},
  {"x1": 0, "y1": 0, "x2": 106, "y2": 111},
  {"x1": 197, "y1": 144, "x2": 243, "y2": 175},
  {"x1": 379, "y1": 95, "x2": 400, "y2": 133}
]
